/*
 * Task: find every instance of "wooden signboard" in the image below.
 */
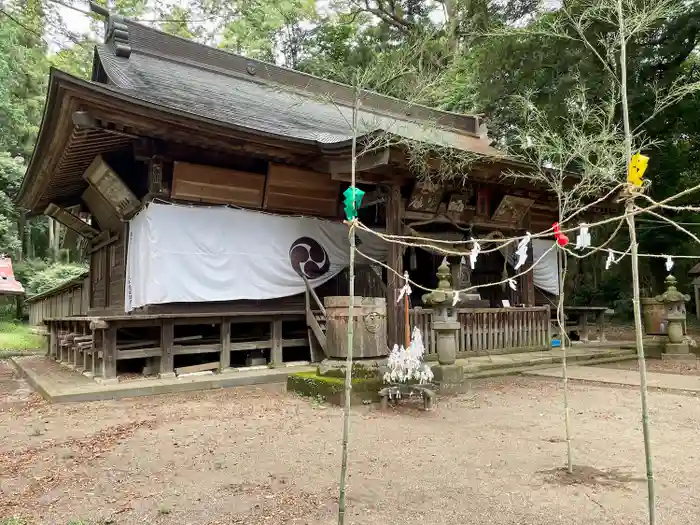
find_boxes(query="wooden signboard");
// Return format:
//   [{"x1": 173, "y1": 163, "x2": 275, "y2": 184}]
[
  {"x1": 407, "y1": 182, "x2": 444, "y2": 213},
  {"x1": 446, "y1": 191, "x2": 475, "y2": 216},
  {"x1": 84, "y1": 155, "x2": 141, "y2": 220},
  {"x1": 491, "y1": 195, "x2": 534, "y2": 225},
  {"x1": 172, "y1": 161, "x2": 265, "y2": 208},
  {"x1": 264, "y1": 163, "x2": 339, "y2": 217}
]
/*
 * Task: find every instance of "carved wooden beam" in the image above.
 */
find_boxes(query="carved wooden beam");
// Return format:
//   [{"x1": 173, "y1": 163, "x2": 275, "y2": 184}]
[
  {"x1": 83, "y1": 155, "x2": 141, "y2": 220},
  {"x1": 44, "y1": 203, "x2": 99, "y2": 239}
]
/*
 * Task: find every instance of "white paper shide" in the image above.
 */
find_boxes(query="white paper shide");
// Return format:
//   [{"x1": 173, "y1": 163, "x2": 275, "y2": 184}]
[{"x1": 383, "y1": 327, "x2": 434, "y2": 384}]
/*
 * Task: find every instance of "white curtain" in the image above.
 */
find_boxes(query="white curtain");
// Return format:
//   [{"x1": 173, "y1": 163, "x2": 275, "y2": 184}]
[
  {"x1": 506, "y1": 239, "x2": 560, "y2": 296},
  {"x1": 125, "y1": 203, "x2": 388, "y2": 311},
  {"x1": 532, "y1": 239, "x2": 560, "y2": 296}
]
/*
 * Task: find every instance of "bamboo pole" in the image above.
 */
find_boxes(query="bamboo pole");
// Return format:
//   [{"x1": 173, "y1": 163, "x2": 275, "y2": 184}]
[
  {"x1": 557, "y1": 250, "x2": 573, "y2": 474},
  {"x1": 337, "y1": 93, "x2": 360, "y2": 525},
  {"x1": 617, "y1": 0, "x2": 656, "y2": 521}
]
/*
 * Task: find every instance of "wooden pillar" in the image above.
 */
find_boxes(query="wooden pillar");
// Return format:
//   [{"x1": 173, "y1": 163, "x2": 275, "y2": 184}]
[
  {"x1": 695, "y1": 284, "x2": 700, "y2": 320},
  {"x1": 271, "y1": 317, "x2": 283, "y2": 367},
  {"x1": 220, "y1": 317, "x2": 231, "y2": 372},
  {"x1": 520, "y1": 211, "x2": 535, "y2": 307},
  {"x1": 92, "y1": 329, "x2": 103, "y2": 378},
  {"x1": 160, "y1": 320, "x2": 175, "y2": 378},
  {"x1": 386, "y1": 182, "x2": 404, "y2": 346},
  {"x1": 520, "y1": 242, "x2": 535, "y2": 306},
  {"x1": 100, "y1": 326, "x2": 117, "y2": 382},
  {"x1": 49, "y1": 322, "x2": 58, "y2": 359}
]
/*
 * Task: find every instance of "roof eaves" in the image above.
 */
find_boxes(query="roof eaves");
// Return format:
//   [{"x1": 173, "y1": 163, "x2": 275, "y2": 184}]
[{"x1": 16, "y1": 68, "x2": 73, "y2": 211}]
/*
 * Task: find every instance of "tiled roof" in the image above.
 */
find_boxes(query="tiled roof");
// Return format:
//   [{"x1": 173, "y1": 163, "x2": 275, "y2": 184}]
[{"x1": 93, "y1": 20, "x2": 503, "y2": 157}]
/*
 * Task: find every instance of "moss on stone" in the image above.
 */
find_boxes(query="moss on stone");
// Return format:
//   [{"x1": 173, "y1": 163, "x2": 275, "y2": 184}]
[
  {"x1": 318, "y1": 362, "x2": 379, "y2": 379},
  {"x1": 287, "y1": 371, "x2": 382, "y2": 406}
]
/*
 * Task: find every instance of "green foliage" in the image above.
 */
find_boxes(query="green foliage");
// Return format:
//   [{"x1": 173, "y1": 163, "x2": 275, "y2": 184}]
[
  {"x1": 0, "y1": 153, "x2": 24, "y2": 257},
  {"x1": 50, "y1": 40, "x2": 94, "y2": 80},
  {"x1": 211, "y1": 0, "x2": 318, "y2": 67},
  {"x1": 158, "y1": 5, "x2": 205, "y2": 40},
  {"x1": 0, "y1": 7, "x2": 48, "y2": 159},
  {"x1": 0, "y1": 321, "x2": 44, "y2": 353},
  {"x1": 25, "y1": 262, "x2": 87, "y2": 296}
]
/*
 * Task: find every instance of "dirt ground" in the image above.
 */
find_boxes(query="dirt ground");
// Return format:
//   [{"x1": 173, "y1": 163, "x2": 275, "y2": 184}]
[{"x1": 2, "y1": 360, "x2": 700, "y2": 525}]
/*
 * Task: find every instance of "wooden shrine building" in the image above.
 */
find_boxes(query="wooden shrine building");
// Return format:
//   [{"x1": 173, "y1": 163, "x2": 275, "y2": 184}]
[{"x1": 19, "y1": 10, "x2": 597, "y2": 382}]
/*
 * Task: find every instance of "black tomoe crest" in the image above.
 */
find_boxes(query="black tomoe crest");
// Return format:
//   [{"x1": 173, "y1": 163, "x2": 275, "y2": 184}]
[{"x1": 289, "y1": 237, "x2": 330, "y2": 279}]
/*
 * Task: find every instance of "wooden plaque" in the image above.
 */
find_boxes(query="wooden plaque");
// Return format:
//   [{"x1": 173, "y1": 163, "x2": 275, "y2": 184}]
[
  {"x1": 172, "y1": 161, "x2": 265, "y2": 208},
  {"x1": 491, "y1": 195, "x2": 534, "y2": 225},
  {"x1": 264, "y1": 163, "x2": 339, "y2": 217},
  {"x1": 407, "y1": 182, "x2": 444, "y2": 213}
]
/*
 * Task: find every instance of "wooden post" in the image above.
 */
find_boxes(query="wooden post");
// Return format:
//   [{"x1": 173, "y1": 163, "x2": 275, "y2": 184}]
[
  {"x1": 271, "y1": 317, "x2": 283, "y2": 367},
  {"x1": 596, "y1": 310, "x2": 607, "y2": 343},
  {"x1": 580, "y1": 312, "x2": 589, "y2": 342},
  {"x1": 386, "y1": 182, "x2": 404, "y2": 347},
  {"x1": 695, "y1": 284, "x2": 700, "y2": 320},
  {"x1": 520, "y1": 212, "x2": 535, "y2": 306},
  {"x1": 100, "y1": 326, "x2": 117, "y2": 382},
  {"x1": 220, "y1": 317, "x2": 231, "y2": 372},
  {"x1": 159, "y1": 320, "x2": 175, "y2": 378},
  {"x1": 49, "y1": 323, "x2": 58, "y2": 358},
  {"x1": 92, "y1": 329, "x2": 103, "y2": 378}
]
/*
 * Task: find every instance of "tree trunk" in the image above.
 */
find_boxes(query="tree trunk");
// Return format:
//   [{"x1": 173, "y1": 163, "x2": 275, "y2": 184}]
[{"x1": 17, "y1": 214, "x2": 25, "y2": 262}]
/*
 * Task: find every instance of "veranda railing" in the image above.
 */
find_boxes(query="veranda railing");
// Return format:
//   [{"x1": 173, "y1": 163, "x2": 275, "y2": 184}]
[{"x1": 409, "y1": 306, "x2": 551, "y2": 358}]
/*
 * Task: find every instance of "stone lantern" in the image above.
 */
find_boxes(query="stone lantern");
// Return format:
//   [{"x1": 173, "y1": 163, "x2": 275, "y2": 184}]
[
  {"x1": 655, "y1": 274, "x2": 692, "y2": 360},
  {"x1": 422, "y1": 260, "x2": 466, "y2": 392},
  {"x1": 422, "y1": 260, "x2": 462, "y2": 365}
]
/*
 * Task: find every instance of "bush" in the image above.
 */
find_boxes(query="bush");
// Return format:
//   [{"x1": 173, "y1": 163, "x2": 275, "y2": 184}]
[{"x1": 25, "y1": 261, "x2": 87, "y2": 296}]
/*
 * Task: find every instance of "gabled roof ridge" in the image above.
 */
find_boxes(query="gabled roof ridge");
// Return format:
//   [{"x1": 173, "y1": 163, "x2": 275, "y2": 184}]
[{"x1": 102, "y1": 17, "x2": 484, "y2": 137}]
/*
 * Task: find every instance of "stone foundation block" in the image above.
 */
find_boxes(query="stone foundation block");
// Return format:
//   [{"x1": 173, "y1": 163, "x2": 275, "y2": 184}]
[{"x1": 431, "y1": 364, "x2": 466, "y2": 394}]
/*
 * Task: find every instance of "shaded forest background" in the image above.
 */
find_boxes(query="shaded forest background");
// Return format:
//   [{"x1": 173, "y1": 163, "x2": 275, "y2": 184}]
[{"x1": 1, "y1": 0, "x2": 699, "y2": 316}]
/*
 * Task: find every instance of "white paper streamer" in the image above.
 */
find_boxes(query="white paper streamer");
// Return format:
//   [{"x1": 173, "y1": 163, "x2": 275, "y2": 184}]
[
  {"x1": 397, "y1": 271, "x2": 412, "y2": 303},
  {"x1": 605, "y1": 249, "x2": 615, "y2": 270},
  {"x1": 575, "y1": 223, "x2": 591, "y2": 250},
  {"x1": 469, "y1": 239, "x2": 481, "y2": 270},
  {"x1": 452, "y1": 290, "x2": 460, "y2": 306},
  {"x1": 665, "y1": 255, "x2": 674, "y2": 272},
  {"x1": 508, "y1": 278, "x2": 517, "y2": 291},
  {"x1": 514, "y1": 232, "x2": 531, "y2": 270}
]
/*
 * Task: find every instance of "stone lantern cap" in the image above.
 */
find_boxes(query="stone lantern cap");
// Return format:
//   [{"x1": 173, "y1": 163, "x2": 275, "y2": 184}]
[
  {"x1": 655, "y1": 274, "x2": 690, "y2": 304},
  {"x1": 422, "y1": 260, "x2": 465, "y2": 307}
]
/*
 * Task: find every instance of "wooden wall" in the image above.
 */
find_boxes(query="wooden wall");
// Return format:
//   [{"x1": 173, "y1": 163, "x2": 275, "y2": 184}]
[
  {"x1": 27, "y1": 277, "x2": 89, "y2": 326},
  {"x1": 90, "y1": 234, "x2": 126, "y2": 313}
]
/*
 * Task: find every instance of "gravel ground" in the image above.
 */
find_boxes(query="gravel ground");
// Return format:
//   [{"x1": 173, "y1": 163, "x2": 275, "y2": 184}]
[{"x1": 1, "y1": 360, "x2": 700, "y2": 525}]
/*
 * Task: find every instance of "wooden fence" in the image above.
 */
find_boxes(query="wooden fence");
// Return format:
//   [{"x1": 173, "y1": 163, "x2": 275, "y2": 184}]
[
  {"x1": 26, "y1": 275, "x2": 89, "y2": 327},
  {"x1": 410, "y1": 306, "x2": 551, "y2": 357}
]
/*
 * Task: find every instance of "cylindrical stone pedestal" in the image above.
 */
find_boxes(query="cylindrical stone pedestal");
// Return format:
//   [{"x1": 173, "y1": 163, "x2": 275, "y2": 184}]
[{"x1": 434, "y1": 320, "x2": 460, "y2": 365}]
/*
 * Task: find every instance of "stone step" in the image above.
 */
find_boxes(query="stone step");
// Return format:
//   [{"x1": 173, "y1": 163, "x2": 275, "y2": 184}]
[{"x1": 461, "y1": 350, "x2": 636, "y2": 380}]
